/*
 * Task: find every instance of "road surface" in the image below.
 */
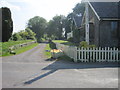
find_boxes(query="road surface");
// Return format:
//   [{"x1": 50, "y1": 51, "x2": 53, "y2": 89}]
[{"x1": 1, "y1": 43, "x2": 119, "y2": 88}]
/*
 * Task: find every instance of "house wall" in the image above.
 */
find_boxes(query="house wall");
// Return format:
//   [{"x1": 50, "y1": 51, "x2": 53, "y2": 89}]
[
  {"x1": 88, "y1": 4, "x2": 120, "y2": 48},
  {"x1": 88, "y1": 4, "x2": 100, "y2": 46},
  {"x1": 99, "y1": 21, "x2": 119, "y2": 47}
]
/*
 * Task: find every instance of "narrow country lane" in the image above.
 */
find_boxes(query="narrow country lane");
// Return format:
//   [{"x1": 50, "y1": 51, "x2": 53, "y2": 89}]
[{"x1": 1, "y1": 43, "x2": 119, "y2": 88}]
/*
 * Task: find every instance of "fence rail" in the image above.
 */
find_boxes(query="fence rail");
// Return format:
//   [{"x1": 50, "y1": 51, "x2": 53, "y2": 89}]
[{"x1": 56, "y1": 43, "x2": 120, "y2": 62}]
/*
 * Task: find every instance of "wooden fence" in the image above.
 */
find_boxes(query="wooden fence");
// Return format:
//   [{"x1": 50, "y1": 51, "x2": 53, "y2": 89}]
[{"x1": 56, "y1": 43, "x2": 120, "y2": 62}]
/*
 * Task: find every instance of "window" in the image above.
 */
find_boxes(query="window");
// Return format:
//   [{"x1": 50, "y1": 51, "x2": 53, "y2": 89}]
[{"x1": 111, "y1": 21, "x2": 118, "y2": 38}]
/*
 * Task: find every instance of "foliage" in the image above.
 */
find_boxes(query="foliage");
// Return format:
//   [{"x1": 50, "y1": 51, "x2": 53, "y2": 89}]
[
  {"x1": 49, "y1": 42, "x2": 57, "y2": 49},
  {"x1": 79, "y1": 41, "x2": 96, "y2": 48},
  {"x1": 27, "y1": 16, "x2": 47, "y2": 42},
  {"x1": 44, "y1": 41, "x2": 57, "y2": 58},
  {"x1": 64, "y1": 2, "x2": 85, "y2": 41},
  {"x1": 46, "y1": 15, "x2": 66, "y2": 40},
  {"x1": 25, "y1": 28, "x2": 36, "y2": 40},
  {"x1": 2, "y1": 7, "x2": 13, "y2": 42},
  {"x1": 73, "y1": 2, "x2": 85, "y2": 15},
  {"x1": 11, "y1": 28, "x2": 36, "y2": 41},
  {"x1": 12, "y1": 33, "x2": 22, "y2": 41},
  {"x1": 67, "y1": 37, "x2": 74, "y2": 42},
  {"x1": 79, "y1": 41, "x2": 88, "y2": 48}
]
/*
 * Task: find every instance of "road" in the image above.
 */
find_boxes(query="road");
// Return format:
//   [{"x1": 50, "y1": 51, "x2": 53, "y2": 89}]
[{"x1": 1, "y1": 43, "x2": 119, "y2": 88}]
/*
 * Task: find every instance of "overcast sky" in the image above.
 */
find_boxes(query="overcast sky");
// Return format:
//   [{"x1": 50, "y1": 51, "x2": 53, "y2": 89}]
[{"x1": 0, "y1": 0, "x2": 82, "y2": 32}]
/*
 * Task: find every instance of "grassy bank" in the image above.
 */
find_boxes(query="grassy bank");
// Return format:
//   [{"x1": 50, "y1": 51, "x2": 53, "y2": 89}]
[
  {"x1": 0, "y1": 40, "x2": 38, "y2": 57},
  {"x1": 44, "y1": 44, "x2": 51, "y2": 58}
]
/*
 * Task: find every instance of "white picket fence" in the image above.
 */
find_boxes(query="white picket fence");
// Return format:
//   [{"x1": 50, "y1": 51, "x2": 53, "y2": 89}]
[{"x1": 56, "y1": 43, "x2": 120, "y2": 62}]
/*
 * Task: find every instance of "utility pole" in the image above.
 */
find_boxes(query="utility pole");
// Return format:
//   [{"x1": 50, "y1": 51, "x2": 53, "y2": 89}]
[{"x1": 85, "y1": 1, "x2": 89, "y2": 45}]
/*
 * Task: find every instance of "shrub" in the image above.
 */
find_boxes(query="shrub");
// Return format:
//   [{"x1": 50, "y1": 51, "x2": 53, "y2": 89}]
[
  {"x1": 67, "y1": 37, "x2": 74, "y2": 42},
  {"x1": 79, "y1": 41, "x2": 96, "y2": 48},
  {"x1": 79, "y1": 41, "x2": 88, "y2": 48},
  {"x1": 49, "y1": 42, "x2": 57, "y2": 49},
  {"x1": 12, "y1": 33, "x2": 22, "y2": 41}
]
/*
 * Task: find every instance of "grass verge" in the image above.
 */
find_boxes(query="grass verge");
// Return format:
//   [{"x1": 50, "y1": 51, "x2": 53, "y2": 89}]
[
  {"x1": 53, "y1": 40, "x2": 75, "y2": 46},
  {"x1": 14, "y1": 43, "x2": 38, "y2": 55},
  {"x1": 44, "y1": 44, "x2": 51, "y2": 58},
  {"x1": 1, "y1": 40, "x2": 38, "y2": 57}
]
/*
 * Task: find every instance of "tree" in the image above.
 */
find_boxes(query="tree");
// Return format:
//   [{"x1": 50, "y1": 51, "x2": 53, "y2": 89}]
[
  {"x1": 27, "y1": 16, "x2": 47, "y2": 42},
  {"x1": 46, "y1": 15, "x2": 66, "y2": 40},
  {"x1": 73, "y1": 2, "x2": 85, "y2": 15},
  {"x1": 12, "y1": 33, "x2": 22, "y2": 41},
  {"x1": 25, "y1": 28, "x2": 36, "y2": 40},
  {"x1": 2, "y1": 7, "x2": 13, "y2": 42},
  {"x1": 65, "y1": 2, "x2": 85, "y2": 41},
  {"x1": 18, "y1": 28, "x2": 36, "y2": 40}
]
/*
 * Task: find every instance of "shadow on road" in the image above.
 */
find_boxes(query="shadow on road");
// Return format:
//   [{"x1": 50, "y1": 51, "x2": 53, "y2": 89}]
[{"x1": 24, "y1": 58, "x2": 120, "y2": 85}]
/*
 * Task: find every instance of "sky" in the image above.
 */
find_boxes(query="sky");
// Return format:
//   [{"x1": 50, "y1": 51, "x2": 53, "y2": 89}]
[{"x1": 0, "y1": 0, "x2": 82, "y2": 33}]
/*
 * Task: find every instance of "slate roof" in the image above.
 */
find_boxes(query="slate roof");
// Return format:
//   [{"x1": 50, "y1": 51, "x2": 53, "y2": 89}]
[
  {"x1": 73, "y1": 15, "x2": 83, "y2": 28},
  {"x1": 90, "y1": 2, "x2": 119, "y2": 19}
]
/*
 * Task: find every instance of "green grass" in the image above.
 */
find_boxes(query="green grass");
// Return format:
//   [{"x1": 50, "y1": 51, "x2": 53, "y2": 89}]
[
  {"x1": 14, "y1": 43, "x2": 38, "y2": 55},
  {"x1": 52, "y1": 40, "x2": 68, "y2": 43},
  {"x1": 44, "y1": 44, "x2": 51, "y2": 58},
  {"x1": 0, "y1": 40, "x2": 37, "y2": 57},
  {"x1": 53, "y1": 40, "x2": 75, "y2": 46}
]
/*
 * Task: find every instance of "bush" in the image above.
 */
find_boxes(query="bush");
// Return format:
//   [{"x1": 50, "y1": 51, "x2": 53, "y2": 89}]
[
  {"x1": 12, "y1": 33, "x2": 22, "y2": 41},
  {"x1": 79, "y1": 41, "x2": 88, "y2": 48},
  {"x1": 79, "y1": 41, "x2": 96, "y2": 48},
  {"x1": 67, "y1": 37, "x2": 74, "y2": 42},
  {"x1": 49, "y1": 42, "x2": 57, "y2": 49}
]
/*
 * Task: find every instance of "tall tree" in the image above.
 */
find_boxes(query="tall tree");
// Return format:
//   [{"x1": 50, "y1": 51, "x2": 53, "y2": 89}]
[
  {"x1": 27, "y1": 16, "x2": 47, "y2": 42},
  {"x1": 2, "y1": 7, "x2": 13, "y2": 42},
  {"x1": 73, "y1": 2, "x2": 85, "y2": 15},
  {"x1": 47, "y1": 15, "x2": 66, "y2": 40}
]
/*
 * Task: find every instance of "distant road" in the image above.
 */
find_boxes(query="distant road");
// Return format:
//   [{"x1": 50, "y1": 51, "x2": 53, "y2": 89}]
[{"x1": 2, "y1": 43, "x2": 119, "y2": 88}]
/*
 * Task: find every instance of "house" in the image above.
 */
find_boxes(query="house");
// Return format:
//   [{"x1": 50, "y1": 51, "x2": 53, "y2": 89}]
[
  {"x1": 81, "y1": 2, "x2": 120, "y2": 48},
  {"x1": 67, "y1": 14, "x2": 84, "y2": 43}
]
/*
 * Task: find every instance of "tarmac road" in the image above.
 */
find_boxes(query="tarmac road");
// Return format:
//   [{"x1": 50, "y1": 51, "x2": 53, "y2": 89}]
[{"x1": 1, "y1": 43, "x2": 119, "y2": 88}]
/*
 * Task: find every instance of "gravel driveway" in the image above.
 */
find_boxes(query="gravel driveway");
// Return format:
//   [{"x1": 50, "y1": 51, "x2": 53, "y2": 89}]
[{"x1": 1, "y1": 43, "x2": 119, "y2": 88}]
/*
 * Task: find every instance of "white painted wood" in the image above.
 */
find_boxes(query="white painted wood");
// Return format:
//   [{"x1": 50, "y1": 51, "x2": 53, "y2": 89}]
[
  {"x1": 85, "y1": 2, "x2": 89, "y2": 44},
  {"x1": 55, "y1": 43, "x2": 119, "y2": 62},
  {"x1": 105, "y1": 47, "x2": 107, "y2": 60}
]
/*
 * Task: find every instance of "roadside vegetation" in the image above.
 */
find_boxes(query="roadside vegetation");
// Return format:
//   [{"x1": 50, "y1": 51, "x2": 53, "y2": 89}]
[
  {"x1": 44, "y1": 44, "x2": 51, "y2": 58},
  {"x1": 44, "y1": 41, "x2": 57, "y2": 58},
  {"x1": 1, "y1": 40, "x2": 38, "y2": 57},
  {"x1": 53, "y1": 40, "x2": 77, "y2": 46}
]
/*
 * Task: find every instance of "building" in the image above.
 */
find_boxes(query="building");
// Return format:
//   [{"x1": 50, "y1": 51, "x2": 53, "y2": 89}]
[{"x1": 79, "y1": 2, "x2": 120, "y2": 47}]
